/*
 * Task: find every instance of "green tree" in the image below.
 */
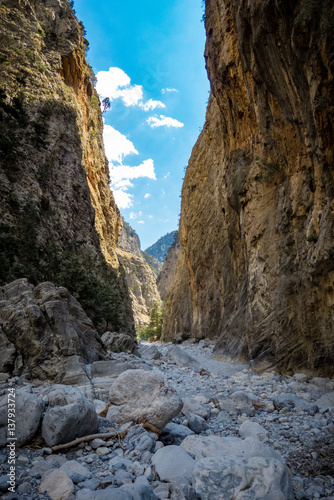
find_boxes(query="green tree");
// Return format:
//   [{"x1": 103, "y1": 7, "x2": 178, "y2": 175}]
[{"x1": 139, "y1": 301, "x2": 165, "y2": 341}]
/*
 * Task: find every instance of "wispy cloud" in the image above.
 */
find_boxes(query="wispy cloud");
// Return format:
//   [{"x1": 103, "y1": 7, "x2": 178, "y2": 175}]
[
  {"x1": 147, "y1": 115, "x2": 184, "y2": 128},
  {"x1": 110, "y1": 159, "x2": 156, "y2": 183},
  {"x1": 137, "y1": 221, "x2": 144, "y2": 224},
  {"x1": 144, "y1": 193, "x2": 151, "y2": 199},
  {"x1": 162, "y1": 88, "x2": 179, "y2": 94},
  {"x1": 139, "y1": 99, "x2": 165, "y2": 111},
  {"x1": 109, "y1": 160, "x2": 156, "y2": 209}
]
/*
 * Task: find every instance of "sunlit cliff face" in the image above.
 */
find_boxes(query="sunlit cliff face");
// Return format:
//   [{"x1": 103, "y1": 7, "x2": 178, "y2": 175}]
[{"x1": 163, "y1": 0, "x2": 334, "y2": 377}]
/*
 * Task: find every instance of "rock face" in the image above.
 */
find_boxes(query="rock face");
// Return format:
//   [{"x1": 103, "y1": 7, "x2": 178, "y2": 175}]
[
  {"x1": 163, "y1": 0, "x2": 334, "y2": 376},
  {"x1": 157, "y1": 232, "x2": 181, "y2": 301},
  {"x1": 0, "y1": 0, "x2": 134, "y2": 333},
  {"x1": 117, "y1": 220, "x2": 160, "y2": 328},
  {"x1": 0, "y1": 279, "x2": 106, "y2": 380}
]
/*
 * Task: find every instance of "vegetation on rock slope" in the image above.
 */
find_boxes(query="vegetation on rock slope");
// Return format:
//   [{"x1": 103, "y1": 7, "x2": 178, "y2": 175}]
[
  {"x1": 145, "y1": 231, "x2": 178, "y2": 263},
  {"x1": 0, "y1": 0, "x2": 134, "y2": 333}
]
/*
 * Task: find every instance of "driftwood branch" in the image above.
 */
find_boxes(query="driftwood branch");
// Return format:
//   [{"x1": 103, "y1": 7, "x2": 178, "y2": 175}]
[{"x1": 51, "y1": 428, "x2": 124, "y2": 452}]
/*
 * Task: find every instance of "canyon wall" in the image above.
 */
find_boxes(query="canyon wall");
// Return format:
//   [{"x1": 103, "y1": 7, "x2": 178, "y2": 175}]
[
  {"x1": 157, "y1": 232, "x2": 181, "y2": 301},
  {"x1": 117, "y1": 220, "x2": 161, "y2": 329},
  {"x1": 163, "y1": 0, "x2": 334, "y2": 376},
  {"x1": 0, "y1": 0, "x2": 134, "y2": 333}
]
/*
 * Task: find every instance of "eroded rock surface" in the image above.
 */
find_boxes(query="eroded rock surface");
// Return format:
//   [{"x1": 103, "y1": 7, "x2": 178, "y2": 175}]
[
  {"x1": 163, "y1": 0, "x2": 334, "y2": 377},
  {"x1": 0, "y1": 279, "x2": 106, "y2": 381}
]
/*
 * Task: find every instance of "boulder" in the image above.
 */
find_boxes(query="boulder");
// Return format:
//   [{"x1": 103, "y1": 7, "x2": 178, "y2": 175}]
[
  {"x1": 0, "y1": 279, "x2": 106, "y2": 381},
  {"x1": 186, "y1": 412, "x2": 207, "y2": 434},
  {"x1": 315, "y1": 392, "x2": 334, "y2": 410},
  {"x1": 239, "y1": 420, "x2": 268, "y2": 442},
  {"x1": 101, "y1": 331, "x2": 136, "y2": 354},
  {"x1": 59, "y1": 460, "x2": 92, "y2": 483},
  {"x1": 192, "y1": 456, "x2": 293, "y2": 500},
  {"x1": 91, "y1": 360, "x2": 133, "y2": 378},
  {"x1": 76, "y1": 488, "x2": 133, "y2": 500},
  {"x1": 139, "y1": 345, "x2": 162, "y2": 361},
  {"x1": 60, "y1": 356, "x2": 90, "y2": 386},
  {"x1": 165, "y1": 346, "x2": 200, "y2": 370},
  {"x1": 41, "y1": 386, "x2": 98, "y2": 447},
  {"x1": 120, "y1": 483, "x2": 158, "y2": 500},
  {"x1": 107, "y1": 369, "x2": 182, "y2": 430},
  {"x1": 217, "y1": 396, "x2": 255, "y2": 417},
  {"x1": 152, "y1": 445, "x2": 195, "y2": 485},
  {"x1": 273, "y1": 393, "x2": 318, "y2": 413},
  {"x1": 39, "y1": 469, "x2": 74, "y2": 500},
  {"x1": 0, "y1": 390, "x2": 45, "y2": 448},
  {"x1": 160, "y1": 423, "x2": 194, "y2": 446},
  {"x1": 123, "y1": 425, "x2": 156, "y2": 453},
  {"x1": 182, "y1": 398, "x2": 210, "y2": 419},
  {"x1": 180, "y1": 435, "x2": 284, "y2": 463}
]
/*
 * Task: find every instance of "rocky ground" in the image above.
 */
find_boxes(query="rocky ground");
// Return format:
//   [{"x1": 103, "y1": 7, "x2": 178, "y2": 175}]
[{"x1": 0, "y1": 340, "x2": 333, "y2": 499}]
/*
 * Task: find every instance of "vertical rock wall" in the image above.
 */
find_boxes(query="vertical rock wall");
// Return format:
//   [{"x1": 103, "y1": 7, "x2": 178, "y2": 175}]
[
  {"x1": 163, "y1": 0, "x2": 334, "y2": 376},
  {"x1": 0, "y1": 0, "x2": 134, "y2": 333}
]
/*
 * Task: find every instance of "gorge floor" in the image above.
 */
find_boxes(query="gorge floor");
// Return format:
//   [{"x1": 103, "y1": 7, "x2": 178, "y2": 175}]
[{"x1": 0, "y1": 341, "x2": 333, "y2": 500}]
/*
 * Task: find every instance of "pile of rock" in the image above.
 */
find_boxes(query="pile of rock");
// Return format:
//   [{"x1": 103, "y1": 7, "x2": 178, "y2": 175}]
[{"x1": 0, "y1": 339, "x2": 333, "y2": 499}]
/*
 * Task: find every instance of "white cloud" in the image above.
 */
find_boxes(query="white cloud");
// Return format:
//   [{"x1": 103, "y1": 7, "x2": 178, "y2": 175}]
[
  {"x1": 110, "y1": 159, "x2": 156, "y2": 183},
  {"x1": 96, "y1": 67, "x2": 143, "y2": 107},
  {"x1": 139, "y1": 99, "x2": 165, "y2": 111},
  {"x1": 112, "y1": 190, "x2": 133, "y2": 209},
  {"x1": 96, "y1": 67, "x2": 130, "y2": 97},
  {"x1": 137, "y1": 221, "x2": 144, "y2": 224},
  {"x1": 147, "y1": 115, "x2": 184, "y2": 128},
  {"x1": 162, "y1": 88, "x2": 179, "y2": 94},
  {"x1": 148, "y1": 215, "x2": 153, "y2": 219},
  {"x1": 164, "y1": 172, "x2": 170, "y2": 179},
  {"x1": 103, "y1": 125, "x2": 138, "y2": 163},
  {"x1": 144, "y1": 193, "x2": 151, "y2": 199},
  {"x1": 129, "y1": 212, "x2": 136, "y2": 219},
  {"x1": 119, "y1": 85, "x2": 143, "y2": 107},
  {"x1": 109, "y1": 159, "x2": 156, "y2": 210}
]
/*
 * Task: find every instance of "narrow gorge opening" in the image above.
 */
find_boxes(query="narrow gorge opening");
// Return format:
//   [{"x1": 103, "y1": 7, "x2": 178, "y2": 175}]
[{"x1": 73, "y1": 0, "x2": 209, "y2": 335}]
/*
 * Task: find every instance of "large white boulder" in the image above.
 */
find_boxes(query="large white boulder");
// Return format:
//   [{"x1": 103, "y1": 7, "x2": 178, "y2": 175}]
[
  {"x1": 192, "y1": 456, "x2": 293, "y2": 500},
  {"x1": 107, "y1": 369, "x2": 182, "y2": 430}
]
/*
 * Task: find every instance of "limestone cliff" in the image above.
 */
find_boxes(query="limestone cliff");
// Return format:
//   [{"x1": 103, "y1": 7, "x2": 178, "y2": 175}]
[
  {"x1": 157, "y1": 232, "x2": 181, "y2": 301},
  {"x1": 0, "y1": 0, "x2": 134, "y2": 333},
  {"x1": 117, "y1": 220, "x2": 161, "y2": 329},
  {"x1": 163, "y1": 0, "x2": 334, "y2": 376}
]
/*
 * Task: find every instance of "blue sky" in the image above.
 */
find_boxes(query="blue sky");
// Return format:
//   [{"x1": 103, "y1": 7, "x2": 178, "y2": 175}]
[{"x1": 74, "y1": 0, "x2": 209, "y2": 249}]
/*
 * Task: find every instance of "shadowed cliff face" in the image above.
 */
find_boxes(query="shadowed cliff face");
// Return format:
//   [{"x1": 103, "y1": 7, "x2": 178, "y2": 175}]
[
  {"x1": 0, "y1": 0, "x2": 134, "y2": 333},
  {"x1": 163, "y1": 0, "x2": 334, "y2": 376}
]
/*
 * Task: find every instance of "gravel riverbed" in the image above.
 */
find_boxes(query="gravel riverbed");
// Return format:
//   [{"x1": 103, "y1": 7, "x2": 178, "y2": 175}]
[{"x1": 0, "y1": 340, "x2": 333, "y2": 499}]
